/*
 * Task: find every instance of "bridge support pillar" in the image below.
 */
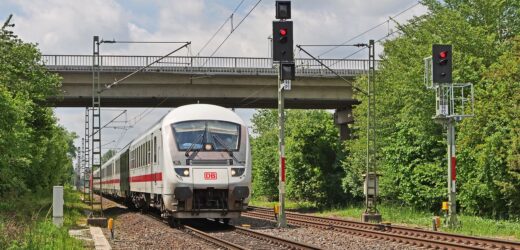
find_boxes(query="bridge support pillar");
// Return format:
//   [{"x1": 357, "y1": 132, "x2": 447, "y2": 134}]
[{"x1": 334, "y1": 107, "x2": 354, "y2": 141}]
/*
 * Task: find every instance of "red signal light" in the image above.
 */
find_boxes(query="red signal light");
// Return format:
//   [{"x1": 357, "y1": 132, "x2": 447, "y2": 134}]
[
  {"x1": 439, "y1": 51, "x2": 448, "y2": 59},
  {"x1": 279, "y1": 28, "x2": 287, "y2": 36}
]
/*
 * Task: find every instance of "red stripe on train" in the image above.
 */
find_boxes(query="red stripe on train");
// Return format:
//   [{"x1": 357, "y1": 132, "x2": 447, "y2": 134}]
[
  {"x1": 130, "y1": 172, "x2": 163, "y2": 182},
  {"x1": 100, "y1": 179, "x2": 120, "y2": 184}
]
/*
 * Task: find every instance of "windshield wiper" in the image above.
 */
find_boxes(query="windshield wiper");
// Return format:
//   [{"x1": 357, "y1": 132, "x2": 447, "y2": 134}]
[
  {"x1": 185, "y1": 133, "x2": 204, "y2": 157},
  {"x1": 212, "y1": 135, "x2": 239, "y2": 163}
]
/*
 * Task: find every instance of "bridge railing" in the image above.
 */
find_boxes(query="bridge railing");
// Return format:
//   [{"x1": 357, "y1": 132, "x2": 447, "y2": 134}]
[{"x1": 41, "y1": 55, "x2": 377, "y2": 77}]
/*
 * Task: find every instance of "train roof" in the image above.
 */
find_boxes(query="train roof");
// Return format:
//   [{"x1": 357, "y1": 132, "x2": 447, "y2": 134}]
[
  {"x1": 162, "y1": 104, "x2": 246, "y2": 126},
  {"x1": 96, "y1": 104, "x2": 246, "y2": 167}
]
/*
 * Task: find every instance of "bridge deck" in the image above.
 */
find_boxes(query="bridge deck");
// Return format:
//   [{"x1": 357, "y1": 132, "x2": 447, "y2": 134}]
[
  {"x1": 43, "y1": 55, "x2": 373, "y2": 109},
  {"x1": 42, "y1": 55, "x2": 375, "y2": 76}
]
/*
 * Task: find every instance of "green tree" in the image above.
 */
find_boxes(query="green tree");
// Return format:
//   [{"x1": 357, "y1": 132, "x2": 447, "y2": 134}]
[
  {"x1": 457, "y1": 37, "x2": 520, "y2": 218},
  {"x1": 0, "y1": 20, "x2": 76, "y2": 197},
  {"x1": 285, "y1": 110, "x2": 346, "y2": 207},
  {"x1": 342, "y1": 0, "x2": 519, "y2": 214},
  {"x1": 250, "y1": 109, "x2": 279, "y2": 200},
  {"x1": 251, "y1": 109, "x2": 347, "y2": 206}
]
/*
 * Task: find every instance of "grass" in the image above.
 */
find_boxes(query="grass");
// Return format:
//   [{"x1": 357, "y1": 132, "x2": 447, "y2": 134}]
[
  {"x1": 250, "y1": 197, "x2": 520, "y2": 241},
  {"x1": 249, "y1": 197, "x2": 316, "y2": 211},
  {"x1": 0, "y1": 185, "x2": 89, "y2": 249}
]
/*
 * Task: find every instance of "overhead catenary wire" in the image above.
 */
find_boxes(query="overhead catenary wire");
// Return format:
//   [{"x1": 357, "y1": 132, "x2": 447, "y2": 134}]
[
  {"x1": 297, "y1": 45, "x2": 368, "y2": 96},
  {"x1": 204, "y1": 0, "x2": 263, "y2": 62},
  {"x1": 318, "y1": 1, "x2": 421, "y2": 57},
  {"x1": 104, "y1": 42, "x2": 191, "y2": 91},
  {"x1": 196, "y1": 0, "x2": 246, "y2": 56}
]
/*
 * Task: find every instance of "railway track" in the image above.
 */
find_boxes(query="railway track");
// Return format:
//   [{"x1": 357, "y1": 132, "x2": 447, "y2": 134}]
[
  {"x1": 145, "y1": 213, "x2": 321, "y2": 250},
  {"x1": 245, "y1": 206, "x2": 520, "y2": 250},
  {"x1": 97, "y1": 194, "x2": 321, "y2": 249}
]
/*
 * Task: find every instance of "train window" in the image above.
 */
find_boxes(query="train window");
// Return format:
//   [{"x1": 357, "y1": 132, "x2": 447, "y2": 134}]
[
  {"x1": 148, "y1": 140, "x2": 151, "y2": 164},
  {"x1": 171, "y1": 120, "x2": 240, "y2": 151},
  {"x1": 130, "y1": 150, "x2": 133, "y2": 169},
  {"x1": 153, "y1": 136, "x2": 157, "y2": 163}
]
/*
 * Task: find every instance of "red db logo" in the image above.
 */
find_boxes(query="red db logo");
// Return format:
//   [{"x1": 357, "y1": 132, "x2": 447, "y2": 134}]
[{"x1": 204, "y1": 172, "x2": 217, "y2": 180}]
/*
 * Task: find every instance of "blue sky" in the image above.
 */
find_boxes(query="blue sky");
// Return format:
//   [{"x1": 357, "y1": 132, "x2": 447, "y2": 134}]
[{"x1": 1, "y1": 0, "x2": 427, "y2": 160}]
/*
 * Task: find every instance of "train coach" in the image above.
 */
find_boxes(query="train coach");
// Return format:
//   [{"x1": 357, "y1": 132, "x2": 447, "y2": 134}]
[{"x1": 93, "y1": 104, "x2": 251, "y2": 226}]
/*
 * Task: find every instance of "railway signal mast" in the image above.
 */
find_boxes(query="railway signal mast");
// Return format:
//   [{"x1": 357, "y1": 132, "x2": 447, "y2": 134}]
[
  {"x1": 425, "y1": 45, "x2": 474, "y2": 228},
  {"x1": 273, "y1": 0, "x2": 294, "y2": 228}
]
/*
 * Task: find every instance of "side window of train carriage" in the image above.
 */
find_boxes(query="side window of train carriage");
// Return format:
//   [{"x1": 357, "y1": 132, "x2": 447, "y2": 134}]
[
  {"x1": 141, "y1": 144, "x2": 144, "y2": 167},
  {"x1": 153, "y1": 136, "x2": 157, "y2": 164},
  {"x1": 148, "y1": 140, "x2": 151, "y2": 165},
  {"x1": 145, "y1": 141, "x2": 148, "y2": 165},
  {"x1": 130, "y1": 150, "x2": 133, "y2": 169}
]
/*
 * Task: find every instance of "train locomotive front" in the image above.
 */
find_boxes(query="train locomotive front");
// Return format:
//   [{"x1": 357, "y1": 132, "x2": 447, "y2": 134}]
[{"x1": 158, "y1": 104, "x2": 251, "y2": 222}]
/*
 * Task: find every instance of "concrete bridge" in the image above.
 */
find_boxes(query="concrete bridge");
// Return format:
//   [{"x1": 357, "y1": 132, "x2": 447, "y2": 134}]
[
  {"x1": 43, "y1": 55, "x2": 373, "y2": 109},
  {"x1": 43, "y1": 54, "x2": 375, "y2": 139}
]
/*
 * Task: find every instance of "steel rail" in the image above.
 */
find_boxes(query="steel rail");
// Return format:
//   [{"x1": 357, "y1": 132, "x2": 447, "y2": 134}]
[
  {"x1": 97, "y1": 193, "x2": 318, "y2": 249},
  {"x1": 142, "y1": 212, "x2": 245, "y2": 250},
  {"x1": 182, "y1": 225, "x2": 246, "y2": 250},
  {"x1": 247, "y1": 207, "x2": 520, "y2": 250},
  {"x1": 233, "y1": 225, "x2": 322, "y2": 250},
  {"x1": 145, "y1": 211, "x2": 320, "y2": 250},
  {"x1": 244, "y1": 211, "x2": 483, "y2": 250}
]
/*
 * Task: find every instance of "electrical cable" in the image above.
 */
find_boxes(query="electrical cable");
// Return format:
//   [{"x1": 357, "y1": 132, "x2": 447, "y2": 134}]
[
  {"x1": 318, "y1": 1, "x2": 421, "y2": 57},
  {"x1": 196, "y1": 0, "x2": 246, "y2": 56},
  {"x1": 204, "y1": 0, "x2": 263, "y2": 62}
]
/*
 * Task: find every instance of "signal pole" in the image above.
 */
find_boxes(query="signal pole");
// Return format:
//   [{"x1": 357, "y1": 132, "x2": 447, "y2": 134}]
[
  {"x1": 273, "y1": 0, "x2": 293, "y2": 228},
  {"x1": 277, "y1": 65, "x2": 287, "y2": 228},
  {"x1": 425, "y1": 44, "x2": 474, "y2": 228}
]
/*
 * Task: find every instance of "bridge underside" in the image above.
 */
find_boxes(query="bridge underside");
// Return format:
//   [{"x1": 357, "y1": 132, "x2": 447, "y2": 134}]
[
  {"x1": 49, "y1": 71, "x2": 359, "y2": 109},
  {"x1": 49, "y1": 96, "x2": 357, "y2": 109}
]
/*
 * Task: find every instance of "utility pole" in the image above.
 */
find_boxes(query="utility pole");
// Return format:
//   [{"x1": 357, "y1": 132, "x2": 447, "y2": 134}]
[
  {"x1": 91, "y1": 35, "x2": 103, "y2": 217},
  {"x1": 84, "y1": 108, "x2": 90, "y2": 202},
  {"x1": 295, "y1": 42, "x2": 377, "y2": 221},
  {"x1": 362, "y1": 40, "x2": 382, "y2": 223}
]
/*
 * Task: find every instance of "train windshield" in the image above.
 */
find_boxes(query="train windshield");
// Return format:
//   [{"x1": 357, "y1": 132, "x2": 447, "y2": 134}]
[{"x1": 172, "y1": 120, "x2": 240, "y2": 151}]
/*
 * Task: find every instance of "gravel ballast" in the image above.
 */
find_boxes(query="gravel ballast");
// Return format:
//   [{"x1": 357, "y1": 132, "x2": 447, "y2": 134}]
[{"x1": 96, "y1": 197, "x2": 419, "y2": 249}]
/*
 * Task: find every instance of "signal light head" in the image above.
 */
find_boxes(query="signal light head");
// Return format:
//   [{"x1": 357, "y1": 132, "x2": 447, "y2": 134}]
[
  {"x1": 439, "y1": 51, "x2": 448, "y2": 59},
  {"x1": 279, "y1": 28, "x2": 287, "y2": 36}
]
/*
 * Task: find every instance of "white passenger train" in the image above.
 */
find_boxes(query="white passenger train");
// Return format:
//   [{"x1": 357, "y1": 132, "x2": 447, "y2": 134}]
[{"x1": 93, "y1": 104, "x2": 251, "y2": 226}]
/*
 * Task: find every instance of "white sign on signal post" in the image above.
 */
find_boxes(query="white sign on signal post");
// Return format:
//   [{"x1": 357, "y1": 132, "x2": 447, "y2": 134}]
[{"x1": 283, "y1": 80, "x2": 291, "y2": 90}]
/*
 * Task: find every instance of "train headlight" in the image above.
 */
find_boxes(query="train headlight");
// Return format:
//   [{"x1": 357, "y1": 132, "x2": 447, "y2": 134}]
[
  {"x1": 175, "y1": 168, "x2": 190, "y2": 177},
  {"x1": 231, "y1": 168, "x2": 245, "y2": 177},
  {"x1": 204, "y1": 143, "x2": 213, "y2": 151}
]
